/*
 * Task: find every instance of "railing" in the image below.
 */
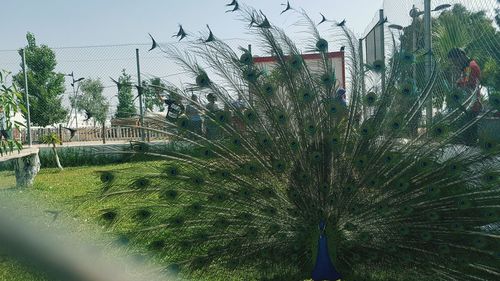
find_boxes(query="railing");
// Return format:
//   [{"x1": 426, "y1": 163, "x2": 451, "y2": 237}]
[{"x1": 14, "y1": 126, "x2": 169, "y2": 144}]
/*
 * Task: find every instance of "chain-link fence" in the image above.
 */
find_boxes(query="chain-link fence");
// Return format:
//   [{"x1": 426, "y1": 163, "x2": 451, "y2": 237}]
[
  {"x1": 0, "y1": 35, "x2": 263, "y2": 144},
  {"x1": 360, "y1": 0, "x2": 499, "y2": 132}
]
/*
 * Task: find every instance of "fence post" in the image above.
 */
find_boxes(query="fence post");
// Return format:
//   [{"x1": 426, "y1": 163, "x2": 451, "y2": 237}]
[
  {"x1": 21, "y1": 48, "x2": 32, "y2": 147},
  {"x1": 102, "y1": 124, "x2": 106, "y2": 144},
  {"x1": 358, "y1": 38, "x2": 366, "y2": 120},
  {"x1": 58, "y1": 124, "x2": 63, "y2": 144},
  {"x1": 379, "y1": 9, "x2": 386, "y2": 92},
  {"x1": 424, "y1": 0, "x2": 433, "y2": 128},
  {"x1": 136, "y1": 48, "x2": 145, "y2": 142}
]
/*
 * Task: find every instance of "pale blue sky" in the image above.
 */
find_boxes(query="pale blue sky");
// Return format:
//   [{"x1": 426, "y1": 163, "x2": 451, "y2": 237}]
[
  {"x1": 0, "y1": 0, "x2": 385, "y2": 119},
  {"x1": 1, "y1": 0, "x2": 384, "y2": 49},
  {"x1": 1, "y1": 0, "x2": 497, "y2": 123}
]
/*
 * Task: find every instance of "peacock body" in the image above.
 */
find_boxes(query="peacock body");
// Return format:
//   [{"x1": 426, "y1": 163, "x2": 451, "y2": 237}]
[{"x1": 95, "y1": 3, "x2": 500, "y2": 281}]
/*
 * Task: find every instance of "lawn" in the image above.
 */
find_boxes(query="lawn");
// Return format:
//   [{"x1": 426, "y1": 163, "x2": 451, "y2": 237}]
[
  {"x1": 0, "y1": 164, "x2": 435, "y2": 281},
  {"x1": 0, "y1": 163, "x2": 251, "y2": 281},
  {"x1": 0, "y1": 163, "x2": 158, "y2": 281}
]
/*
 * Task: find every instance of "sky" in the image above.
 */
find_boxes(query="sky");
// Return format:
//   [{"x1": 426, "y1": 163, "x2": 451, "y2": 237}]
[
  {"x1": 0, "y1": 0, "x2": 385, "y2": 124},
  {"x1": 1, "y1": 0, "x2": 497, "y2": 125},
  {"x1": 1, "y1": 0, "x2": 384, "y2": 50}
]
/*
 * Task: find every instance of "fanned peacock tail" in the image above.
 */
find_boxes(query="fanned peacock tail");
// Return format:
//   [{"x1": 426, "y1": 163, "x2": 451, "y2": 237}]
[{"x1": 91, "y1": 3, "x2": 500, "y2": 281}]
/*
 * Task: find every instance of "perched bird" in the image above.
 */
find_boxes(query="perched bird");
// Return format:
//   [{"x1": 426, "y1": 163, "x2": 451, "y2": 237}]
[
  {"x1": 280, "y1": 1, "x2": 292, "y2": 14},
  {"x1": 340, "y1": 46, "x2": 345, "y2": 52},
  {"x1": 148, "y1": 33, "x2": 158, "y2": 51},
  {"x1": 172, "y1": 24, "x2": 188, "y2": 41},
  {"x1": 318, "y1": 13, "x2": 329, "y2": 25},
  {"x1": 337, "y1": 19, "x2": 346, "y2": 27},
  {"x1": 96, "y1": 5, "x2": 500, "y2": 281}
]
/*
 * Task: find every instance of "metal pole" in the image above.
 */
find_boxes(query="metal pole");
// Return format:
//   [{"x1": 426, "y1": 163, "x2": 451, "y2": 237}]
[
  {"x1": 379, "y1": 9, "x2": 386, "y2": 92},
  {"x1": 412, "y1": 7, "x2": 419, "y2": 137},
  {"x1": 248, "y1": 44, "x2": 253, "y2": 107},
  {"x1": 74, "y1": 83, "x2": 79, "y2": 141},
  {"x1": 135, "y1": 48, "x2": 145, "y2": 142},
  {"x1": 358, "y1": 38, "x2": 366, "y2": 120},
  {"x1": 424, "y1": 0, "x2": 433, "y2": 128},
  {"x1": 412, "y1": 5, "x2": 417, "y2": 82},
  {"x1": 21, "y1": 49, "x2": 32, "y2": 147}
]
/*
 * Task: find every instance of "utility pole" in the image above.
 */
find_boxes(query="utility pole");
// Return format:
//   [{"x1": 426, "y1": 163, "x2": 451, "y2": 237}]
[
  {"x1": 359, "y1": 38, "x2": 366, "y2": 120},
  {"x1": 411, "y1": 5, "x2": 418, "y2": 82},
  {"x1": 379, "y1": 9, "x2": 386, "y2": 92},
  {"x1": 136, "y1": 48, "x2": 145, "y2": 142},
  {"x1": 248, "y1": 44, "x2": 254, "y2": 107},
  {"x1": 66, "y1": 72, "x2": 84, "y2": 141},
  {"x1": 424, "y1": 0, "x2": 433, "y2": 128},
  {"x1": 21, "y1": 49, "x2": 32, "y2": 147}
]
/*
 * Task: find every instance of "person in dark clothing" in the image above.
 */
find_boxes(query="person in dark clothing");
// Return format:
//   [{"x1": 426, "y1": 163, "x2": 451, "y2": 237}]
[{"x1": 157, "y1": 92, "x2": 184, "y2": 122}]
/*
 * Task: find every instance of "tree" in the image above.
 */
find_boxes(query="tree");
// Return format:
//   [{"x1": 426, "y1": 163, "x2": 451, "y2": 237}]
[
  {"x1": 14, "y1": 32, "x2": 67, "y2": 127},
  {"x1": 399, "y1": 4, "x2": 500, "y2": 109},
  {"x1": 70, "y1": 78, "x2": 109, "y2": 126},
  {"x1": 142, "y1": 77, "x2": 166, "y2": 112},
  {"x1": 0, "y1": 70, "x2": 24, "y2": 155},
  {"x1": 114, "y1": 69, "x2": 136, "y2": 118},
  {"x1": 40, "y1": 132, "x2": 63, "y2": 171}
]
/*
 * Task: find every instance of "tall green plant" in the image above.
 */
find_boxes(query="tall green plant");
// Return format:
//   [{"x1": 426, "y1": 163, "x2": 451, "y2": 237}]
[
  {"x1": 114, "y1": 69, "x2": 136, "y2": 118},
  {"x1": 13, "y1": 32, "x2": 67, "y2": 127},
  {"x1": 39, "y1": 132, "x2": 63, "y2": 170},
  {"x1": 0, "y1": 70, "x2": 25, "y2": 156},
  {"x1": 71, "y1": 78, "x2": 109, "y2": 126}
]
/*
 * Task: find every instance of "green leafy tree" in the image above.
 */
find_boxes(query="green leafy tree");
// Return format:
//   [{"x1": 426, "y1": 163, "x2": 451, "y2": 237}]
[
  {"x1": 14, "y1": 32, "x2": 67, "y2": 127},
  {"x1": 142, "y1": 77, "x2": 166, "y2": 112},
  {"x1": 114, "y1": 69, "x2": 136, "y2": 118},
  {"x1": 70, "y1": 78, "x2": 109, "y2": 126},
  {"x1": 0, "y1": 71, "x2": 25, "y2": 155},
  {"x1": 400, "y1": 4, "x2": 500, "y2": 109}
]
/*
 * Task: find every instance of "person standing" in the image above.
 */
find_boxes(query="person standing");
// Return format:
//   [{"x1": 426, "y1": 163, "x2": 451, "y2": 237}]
[
  {"x1": 0, "y1": 105, "x2": 10, "y2": 141},
  {"x1": 447, "y1": 48, "x2": 482, "y2": 145},
  {"x1": 447, "y1": 48, "x2": 482, "y2": 111},
  {"x1": 185, "y1": 94, "x2": 202, "y2": 135},
  {"x1": 204, "y1": 93, "x2": 219, "y2": 140}
]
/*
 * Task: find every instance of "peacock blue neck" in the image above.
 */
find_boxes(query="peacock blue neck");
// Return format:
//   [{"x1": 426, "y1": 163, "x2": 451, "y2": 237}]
[{"x1": 311, "y1": 221, "x2": 342, "y2": 281}]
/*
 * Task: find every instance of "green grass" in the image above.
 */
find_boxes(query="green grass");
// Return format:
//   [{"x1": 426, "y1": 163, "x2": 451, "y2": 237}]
[
  {"x1": 0, "y1": 164, "x2": 435, "y2": 281},
  {"x1": 0, "y1": 163, "x2": 150, "y2": 281}
]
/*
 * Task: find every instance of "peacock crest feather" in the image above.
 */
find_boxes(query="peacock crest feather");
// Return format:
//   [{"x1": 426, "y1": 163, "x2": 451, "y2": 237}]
[{"x1": 91, "y1": 3, "x2": 500, "y2": 281}]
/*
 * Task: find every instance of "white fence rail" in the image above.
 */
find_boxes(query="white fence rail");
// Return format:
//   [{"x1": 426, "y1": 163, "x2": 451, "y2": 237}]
[{"x1": 14, "y1": 126, "x2": 169, "y2": 144}]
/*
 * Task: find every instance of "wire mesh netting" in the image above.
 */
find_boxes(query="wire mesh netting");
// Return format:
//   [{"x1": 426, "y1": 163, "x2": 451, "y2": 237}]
[{"x1": 0, "y1": 1, "x2": 500, "y2": 281}]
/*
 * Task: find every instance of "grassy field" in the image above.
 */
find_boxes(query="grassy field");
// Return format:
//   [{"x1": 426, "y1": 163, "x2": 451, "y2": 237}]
[
  {"x1": 0, "y1": 164, "x2": 434, "y2": 281},
  {"x1": 0, "y1": 163, "x2": 151, "y2": 281},
  {"x1": 0, "y1": 163, "x2": 250, "y2": 281}
]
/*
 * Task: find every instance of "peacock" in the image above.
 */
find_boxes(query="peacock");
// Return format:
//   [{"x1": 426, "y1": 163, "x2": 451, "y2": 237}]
[{"x1": 93, "y1": 2, "x2": 500, "y2": 281}]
